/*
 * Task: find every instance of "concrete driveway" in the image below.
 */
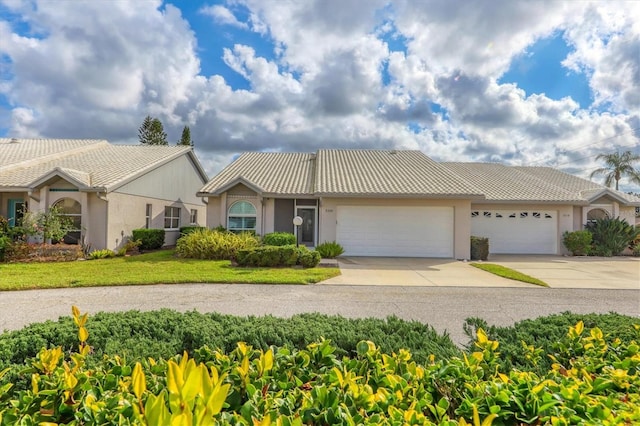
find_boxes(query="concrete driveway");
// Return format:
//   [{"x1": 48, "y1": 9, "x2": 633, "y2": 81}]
[{"x1": 320, "y1": 255, "x2": 640, "y2": 289}]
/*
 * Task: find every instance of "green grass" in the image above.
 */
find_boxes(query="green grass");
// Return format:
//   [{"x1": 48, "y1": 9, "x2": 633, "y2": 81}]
[
  {"x1": 0, "y1": 250, "x2": 340, "y2": 291},
  {"x1": 470, "y1": 262, "x2": 549, "y2": 287}
]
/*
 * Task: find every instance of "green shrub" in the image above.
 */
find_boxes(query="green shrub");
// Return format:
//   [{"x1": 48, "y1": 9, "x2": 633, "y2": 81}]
[
  {"x1": 463, "y1": 312, "x2": 640, "y2": 375},
  {"x1": 298, "y1": 246, "x2": 321, "y2": 267},
  {"x1": 88, "y1": 249, "x2": 115, "y2": 260},
  {"x1": 236, "y1": 245, "x2": 321, "y2": 267},
  {"x1": 175, "y1": 228, "x2": 260, "y2": 260},
  {"x1": 562, "y1": 230, "x2": 592, "y2": 255},
  {"x1": 131, "y1": 228, "x2": 165, "y2": 250},
  {"x1": 315, "y1": 241, "x2": 345, "y2": 258},
  {"x1": 585, "y1": 217, "x2": 639, "y2": 256},
  {"x1": 470, "y1": 236, "x2": 489, "y2": 260},
  {"x1": 1, "y1": 310, "x2": 639, "y2": 425},
  {"x1": 0, "y1": 235, "x2": 9, "y2": 261},
  {"x1": 262, "y1": 232, "x2": 296, "y2": 246},
  {"x1": 0, "y1": 310, "x2": 459, "y2": 375}
]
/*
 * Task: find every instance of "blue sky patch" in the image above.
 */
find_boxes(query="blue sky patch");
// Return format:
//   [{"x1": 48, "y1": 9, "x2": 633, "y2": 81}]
[{"x1": 499, "y1": 32, "x2": 592, "y2": 108}]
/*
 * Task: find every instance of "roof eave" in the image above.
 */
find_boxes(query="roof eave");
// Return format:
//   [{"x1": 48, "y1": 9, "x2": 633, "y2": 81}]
[{"x1": 314, "y1": 192, "x2": 485, "y2": 200}]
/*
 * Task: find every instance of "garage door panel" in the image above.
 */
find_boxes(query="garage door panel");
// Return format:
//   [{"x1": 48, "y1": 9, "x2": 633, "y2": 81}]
[
  {"x1": 337, "y1": 206, "x2": 453, "y2": 257},
  {"x1": 471, "y1": 210, "x2": 557, "y2": 254}
]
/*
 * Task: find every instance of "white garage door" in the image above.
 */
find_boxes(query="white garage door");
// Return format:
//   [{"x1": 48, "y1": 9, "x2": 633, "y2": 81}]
[
  {"x1": 471, "y1": 210, "x2": 557, "y2": 254},
  {"x1": 336, "y1": 206, "x2": 454, "y2": 257}
]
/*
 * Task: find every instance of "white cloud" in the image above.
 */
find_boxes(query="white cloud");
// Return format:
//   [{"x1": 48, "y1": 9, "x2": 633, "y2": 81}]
[
  {"x1": 199, "y1": 4, "x2": 248, "y2": 29},
  {"x1": 0, "y1": 0, "x2": 638, "y2": 189}
]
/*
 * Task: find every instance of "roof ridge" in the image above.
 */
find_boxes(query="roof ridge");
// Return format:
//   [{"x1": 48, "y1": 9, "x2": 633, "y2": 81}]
[{"x1": 0, "y1": 139, "x2": 109, "y2": 173}]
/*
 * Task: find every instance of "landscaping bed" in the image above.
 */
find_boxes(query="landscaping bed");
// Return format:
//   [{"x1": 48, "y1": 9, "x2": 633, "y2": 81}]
[{"x1": 0, "y1": 310, "x2": 638, "y2": 424}]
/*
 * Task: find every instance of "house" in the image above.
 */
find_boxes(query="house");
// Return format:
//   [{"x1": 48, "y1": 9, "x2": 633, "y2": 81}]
[
  {"x1": 198, "y1": 149, "x2": 640, "y2": 259},
  {"x1": 0, "y1": 138, "x2": 208, "y2": 250}
]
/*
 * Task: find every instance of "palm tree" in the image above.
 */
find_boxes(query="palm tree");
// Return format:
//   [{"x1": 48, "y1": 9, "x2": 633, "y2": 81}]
[{"x1": 589, "y1": 150, "x2": 640, "y2": 190}]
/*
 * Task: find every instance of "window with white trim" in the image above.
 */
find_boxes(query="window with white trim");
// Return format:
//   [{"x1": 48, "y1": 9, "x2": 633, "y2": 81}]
[
  {"x1": 228, "y1": 201, "x2": 256, "y2": 233},
  {"x1": 145, "y1": 204, "x2": 152, "y2": 229},
  {"x1": 164, "y1": 206, "x2": 181, "y2": 229},
  {"x1": 190, "y1": 209, "x2": 198, "y2": 225}
]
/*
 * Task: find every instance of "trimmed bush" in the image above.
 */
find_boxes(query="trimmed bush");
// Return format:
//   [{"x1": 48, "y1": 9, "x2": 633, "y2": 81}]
[
  {"x1": 585, "y1": 217, "x2": 639, "y2": 256},
  {"x1": 562, "y1": 230, "x2": 592, "y2": 255},
  {"x1": 0, "y1": 310, "x2": 459, "y2": 373},
  {"x1": 1, "y1": 310, "x2": 639, "y2": 425},
  {"x1": 470, "y1": 236, "x2": 489, "y2": 260},
  {"x1": 463, "y1": 312, "x2": 640, "y2": 375},
  {"x1": 315, "y1": 241, "x2": 345, "y2": 258},
  {"x1": 175, "y1": 228, "x2": 260, "y2": 260},
  {"x1": 262, "y1": 232, "x2": 296, "y2": 246},
  {"x1": 237, "y1": 245, "x2": 321, "y2": 267},
  {"x1": 131, "y1": 228, "x2": 165, "y2": 250}
]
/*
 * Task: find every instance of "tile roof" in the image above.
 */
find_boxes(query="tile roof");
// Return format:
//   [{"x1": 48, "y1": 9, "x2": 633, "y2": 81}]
[
  {"x1": 199, "y1": 149, "x2": 640, "y2": 206},
  {"x1": 315, "y1": 150, "x2": 482, "y2": 197},
  {"x1": 443, "y1": 163, "x2": 640, "y2": 205},
  {"x1": 198, "y1": 152, "x2": 316, "y2": 196},
  {"x1": 0, "y1": 138, "x2": 201, "y2": 191}
]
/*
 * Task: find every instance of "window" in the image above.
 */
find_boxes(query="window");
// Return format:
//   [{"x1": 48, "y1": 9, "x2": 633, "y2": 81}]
[
  {"x1": 145, "y1": 204, "x2": 152, "y2": 229},
  {"x1": 483, "y1": 211, "x2": 491, "y2": 217},
  {"x1": 190, "y1": 209, "x2": 198, "y2": 225},
  {"x1": 471, "y1": 211, "x2": 479, "y2": 217},
  {"x1": 586, "y1": 208, "x2": 608, "y2": 224},
  {"x1": 52, "y1": 198, "x2": 81, "y2": 244},
  {"x1": 164, "y1": 206, "x2": 181, "y2": 229},
  {"x1": 228, "y1": 201, "x2": 256, "y2": 233}
]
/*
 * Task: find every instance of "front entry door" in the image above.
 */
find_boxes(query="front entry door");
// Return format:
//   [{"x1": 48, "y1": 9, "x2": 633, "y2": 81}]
[
  {"x1": 296, "y1": 207, "x2": 316, "y2": 247},
  {"x1": 7, "y1": 199, "x2": 25, "y2": 227}
]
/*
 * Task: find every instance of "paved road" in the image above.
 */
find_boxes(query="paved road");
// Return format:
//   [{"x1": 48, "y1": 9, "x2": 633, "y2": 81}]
[{"x1": 1, "y1": 284, "x2": 638, "y2": 346}]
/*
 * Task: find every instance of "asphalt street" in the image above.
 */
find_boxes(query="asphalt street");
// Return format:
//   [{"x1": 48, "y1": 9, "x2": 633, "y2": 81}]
[{"x1": 1, "y1": 284, "x2": 638, "y2": 346}]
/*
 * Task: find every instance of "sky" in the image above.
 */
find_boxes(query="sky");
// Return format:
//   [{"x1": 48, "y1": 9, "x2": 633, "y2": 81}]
[{"x1": 0, "y1": 0, "x2": 639, "y2": 190}]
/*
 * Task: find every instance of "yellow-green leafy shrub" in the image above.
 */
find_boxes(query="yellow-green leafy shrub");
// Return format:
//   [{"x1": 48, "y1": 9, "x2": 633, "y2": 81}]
[
  {"x1": 175, "y1": 229, "x2": 259, "y2": 260},
  {"x1": 1, "y1": 308, "x2": 639, "y2": 425}
]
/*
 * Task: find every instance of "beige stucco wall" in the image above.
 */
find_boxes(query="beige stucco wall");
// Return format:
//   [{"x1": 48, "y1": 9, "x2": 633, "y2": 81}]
[
  {"x1": 471, "y1": 203, "x2": 574, "y2": 254},
  {"x1": 319, "y1": 197, "x2": 472, "y2": 259},
  {"x1": 116, "y1": 154, "x2": 206, "y2": 205},
  {"x1": 105, "y1": 192, "x2": 206, "y2": 250}
]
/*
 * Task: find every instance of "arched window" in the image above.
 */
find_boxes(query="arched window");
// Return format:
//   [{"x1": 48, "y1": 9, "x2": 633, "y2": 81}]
[
  {"x1": 52, "y1": 198, "x2": 82, "y2": 244},
  {"x1": 587, "y1": 208, "x2": 609, "y2": 224},
  {"x1": 228, "y1": 201, "x2": 256, "y2": 233}
]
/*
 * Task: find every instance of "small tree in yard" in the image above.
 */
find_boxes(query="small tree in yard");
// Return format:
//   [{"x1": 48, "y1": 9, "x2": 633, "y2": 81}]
[
  {"x1": 178, "y1": 125, "x2": 193, "y2": 146},
  {"x1": 21, "y1": 206, "x2": 73, "y2": 243},
  {"x1": 138, "y1": 115, "x2": 168, "y2": 145}
]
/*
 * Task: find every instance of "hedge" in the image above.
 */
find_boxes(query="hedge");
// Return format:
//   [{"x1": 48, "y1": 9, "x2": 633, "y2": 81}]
[
  {"x1": 262, "y1": 232, "x2": 296, "y2": 246},
  {"x1": 131, "y1": 228, "x2": 165, "y2": 250},
  {"x1": 236, "y1": 245, "x2": 321, "y2": 268},
  {"x1": 0, "y1": 308, "x2": 638, "y2": 425}
]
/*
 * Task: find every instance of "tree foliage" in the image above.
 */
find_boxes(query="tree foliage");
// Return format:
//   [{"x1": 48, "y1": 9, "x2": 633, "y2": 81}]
[
  {"x1": 138, "y1": 115, "x2": 168, "y2": 145},
  {"x1": 589, "y1": 150, "x2": 640, "y2": 190},
  {"x1": 178, "y1": 125, "x2": 193, "y2": 146}
]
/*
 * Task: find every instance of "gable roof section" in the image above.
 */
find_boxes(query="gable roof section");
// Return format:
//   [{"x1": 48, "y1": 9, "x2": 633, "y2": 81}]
[
  {"x1": 198, "y1": 152, "x2": 316, "y2": 196},
  {"x1": 316, "y1": 150, "x2": 483, "y2": 197},
  {"x1": 0, "y1": 139, "x2": 208, "y2": 192},
  {"x1": 443, "y1": 163, "x2": 640, "y2": 205},
  {"x1": 442, "y1": 163, "x2": 587, "y2": 203}
]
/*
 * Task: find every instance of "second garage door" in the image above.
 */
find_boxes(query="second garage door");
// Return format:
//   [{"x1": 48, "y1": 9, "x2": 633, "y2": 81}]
[
  {"x1": 471, "y1": 209, "x2": 558, "y2": 254},
  {"x1": 336, "y1": 205, "x2": 454, "y2": 257}
]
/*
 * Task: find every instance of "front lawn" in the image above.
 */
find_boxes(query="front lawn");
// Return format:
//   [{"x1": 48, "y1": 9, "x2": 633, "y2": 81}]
[{"x1": 0, "y1": 250, "x2": 340, "y2": 290}]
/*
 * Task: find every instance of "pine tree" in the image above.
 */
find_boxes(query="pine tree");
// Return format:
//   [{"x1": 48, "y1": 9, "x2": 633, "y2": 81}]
[
  {"x1": 138, "y1": 115, "x2": 168, "y2": 145},
  {"x1": 178, "y1": 125, "x2": 193, "y2": 146}
]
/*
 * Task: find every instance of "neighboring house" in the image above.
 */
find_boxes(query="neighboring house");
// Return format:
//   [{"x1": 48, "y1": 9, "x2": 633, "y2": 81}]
[
  {"x1": 0, "y1": 138, "x2": 208, "y2": 250},
  {"x1": 198, "y1": 149, "x2": 640, "y2": 259}
]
